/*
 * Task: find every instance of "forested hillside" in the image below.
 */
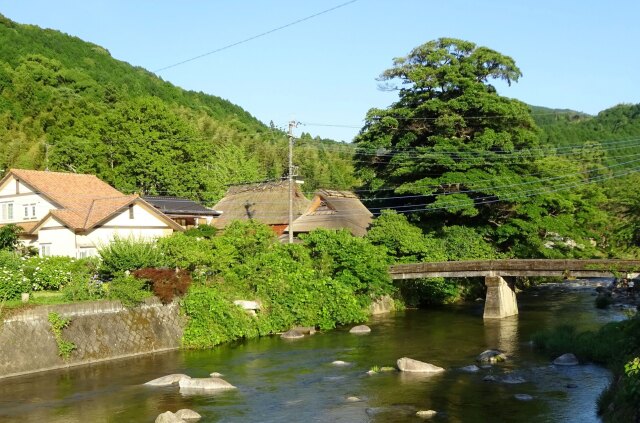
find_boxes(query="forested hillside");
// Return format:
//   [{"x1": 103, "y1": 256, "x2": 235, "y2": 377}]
[{"x1": 0, "y1": 14, "x2": 357, "y2": 202}]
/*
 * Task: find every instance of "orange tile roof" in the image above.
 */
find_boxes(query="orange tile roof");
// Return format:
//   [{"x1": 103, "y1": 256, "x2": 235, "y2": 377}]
[{"x1": 5, "y1": 169, "x2": 142, "y2": 232}]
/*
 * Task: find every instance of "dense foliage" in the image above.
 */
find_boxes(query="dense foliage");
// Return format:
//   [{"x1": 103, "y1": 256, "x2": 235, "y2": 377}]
[
  {"x1": 180, "y1": 221, "x2": 388, "y2": 347},
  {"x1": 0, "y1": 14, "x2": 357, "y2": 203},
  {"x1": 353, "y1": 38, "x2": 634, "y2": 259}
]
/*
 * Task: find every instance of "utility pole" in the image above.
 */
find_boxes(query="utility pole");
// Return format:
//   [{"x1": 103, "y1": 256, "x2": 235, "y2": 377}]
[{"x1": 287, "y1": 120, "x2": 297, "y2": 244}]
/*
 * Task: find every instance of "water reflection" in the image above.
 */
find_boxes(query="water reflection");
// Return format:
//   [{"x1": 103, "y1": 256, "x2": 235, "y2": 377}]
[{"x1": 483, "y1": 315, "x2": 519, "y2": 354}]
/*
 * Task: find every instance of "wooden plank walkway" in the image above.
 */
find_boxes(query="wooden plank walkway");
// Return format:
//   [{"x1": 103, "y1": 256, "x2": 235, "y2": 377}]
[{"x1": 389, "y1": 259, "x2": 640, "y2": 279}]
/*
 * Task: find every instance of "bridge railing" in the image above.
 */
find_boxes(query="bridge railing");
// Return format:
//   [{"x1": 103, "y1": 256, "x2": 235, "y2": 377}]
[{"x1": 389, "y1": 259, "x2": 640, "y2": 279}]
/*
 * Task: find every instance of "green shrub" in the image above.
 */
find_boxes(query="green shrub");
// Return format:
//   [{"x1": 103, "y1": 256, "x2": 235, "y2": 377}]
[
  {"x1": 24, "y1": 256, "x2": 77, "y2": 291},
  {"x1": 60, "y1": 259, "x2": 104, "y2": 302},
  {"x1": 107, "y1": 273, "x2": 152, "y2": 307},
  {"x1": 0, "y1": 250, "x2": 29, "y2": 300},
  {"x1": 183, "y1": 224, "x2": 217, "y2": 239},
  {"x1": 181, "y1": 285, "x2": 258, "y2": 348},
  {"x1": 0, "y1": 224, "x2": 22, "y2": 251},
  {"x1": 156, "y1": 233, "x2": 216, "y2": 270},
  {"x1": 98, "y1": 237, "x2": 166, "y2": 279},
  {"x1": 301, "y1": 229, "x2": 394, "y2": 307}
]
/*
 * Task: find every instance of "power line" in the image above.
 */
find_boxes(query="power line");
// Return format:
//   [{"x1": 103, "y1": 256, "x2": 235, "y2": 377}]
[
  {"x1": 298, "y1": 110, "x2": 590, "y2": 129},
  {"x1": 154, "y1": 0, "x2": 358, "y2": 73},
  {"x1": 152, "y1": 155, "x2": 640, "y2": 205}
]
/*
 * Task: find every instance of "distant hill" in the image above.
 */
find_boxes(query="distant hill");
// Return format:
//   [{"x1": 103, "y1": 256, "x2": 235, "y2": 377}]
[
  {"x1": 530, "y1": 104, "x2": 640, "y2": 166},
  {"x1": 0, "y1": 14, "x2": 357, "y2": 202}
]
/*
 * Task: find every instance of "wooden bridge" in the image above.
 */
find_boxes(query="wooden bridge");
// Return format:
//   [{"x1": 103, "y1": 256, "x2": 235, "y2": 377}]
[{"x1": 389, "y1": 259, "x2": 640, "y2": 319}]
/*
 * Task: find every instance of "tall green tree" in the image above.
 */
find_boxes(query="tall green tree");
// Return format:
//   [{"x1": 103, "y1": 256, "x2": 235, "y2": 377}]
[
  {"x1": 354, "y1": 38, "x2": 610, "y2": 257},
  {"x1": 355, "y1": 38, "x2": 541, "y2": 222}
]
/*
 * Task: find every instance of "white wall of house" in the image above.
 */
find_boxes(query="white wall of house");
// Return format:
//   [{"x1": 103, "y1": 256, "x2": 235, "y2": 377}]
[
  {"x1": 0, "y1": 176, "x2": 57, "y2": 224},
  {"x1": 37, "y1": 218, "x2": 77, "y2": 257},
  {"x1": 34, "y1": 202, "x2": 175, "y2": 258}
]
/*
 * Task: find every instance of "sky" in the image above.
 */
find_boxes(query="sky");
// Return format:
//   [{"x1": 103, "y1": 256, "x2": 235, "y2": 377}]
[{"x1": 1, "y1": 0, "x2": 639, "y2": 142}]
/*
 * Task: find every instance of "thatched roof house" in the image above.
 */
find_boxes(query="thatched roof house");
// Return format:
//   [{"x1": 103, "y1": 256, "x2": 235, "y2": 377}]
[
  {"x1": 286, "y1": 190, "x2": 373, "y2": 237},
  {"x1": 211, "y1": 181, "x2": 311, "y2": 235}
]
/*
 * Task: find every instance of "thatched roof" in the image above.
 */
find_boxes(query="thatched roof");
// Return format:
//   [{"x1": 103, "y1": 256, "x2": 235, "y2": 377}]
[
  {"x1": 211, "y1": 181, "x2": 311, "y2": 228},
  {"x1": 286, "y1": 189, "x2": 373, "y2": 237}
]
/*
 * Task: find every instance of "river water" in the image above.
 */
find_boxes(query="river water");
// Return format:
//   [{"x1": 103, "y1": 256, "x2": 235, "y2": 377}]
[{"x1": 0, "y1": 281, "x2": 628, "y2": 423}]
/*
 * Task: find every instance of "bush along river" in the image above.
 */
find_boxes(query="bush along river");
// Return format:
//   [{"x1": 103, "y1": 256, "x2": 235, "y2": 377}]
[{"x1": 0, "y1": 279, "x2": 629, "y2": 422}]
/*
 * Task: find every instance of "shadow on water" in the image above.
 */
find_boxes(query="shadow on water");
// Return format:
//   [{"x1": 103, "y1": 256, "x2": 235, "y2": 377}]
[{"x1": 0, "y1": 281, "x2": 622, "y2": 422}]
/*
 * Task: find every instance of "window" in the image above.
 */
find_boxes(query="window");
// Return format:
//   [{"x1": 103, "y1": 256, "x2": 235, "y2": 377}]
[
  {"x1": 1, "y1": 202, "x2": 14, "y2": 221},
  {"x1": 128, "y1": 204, "x2": 134, "y2": 220},
  {"x1": 40, "y1": 244, "x2": 51, "y2": 257},
  {"x1": 77, "y1": 248, "x2": 96, "y2": 259},
  {"x1": 23, "y1": 203, "x2": 36, "y2": 220}
]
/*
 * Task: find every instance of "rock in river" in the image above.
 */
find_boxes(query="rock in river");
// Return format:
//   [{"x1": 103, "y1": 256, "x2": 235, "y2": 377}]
[
  {"x1": 155, "y1": 411, "x2": 183, "y2": 423},
  {"x1": 460, "y1": 364, "x2": 480, "y2": 373},
  {"x1": 397, "y1": 357, "x2": 445, "y2": 373},
  {"x1": 476, "y1": 349, "x2": 507, "y2": 363},
  {"x1": 349, "y1": 325, "x2": 371, "y2": 334},
  {"x1": 416, "y1": 410, "x2": 437, "y2": 419},
  {"x1": 175, "y1": 408, "x2": 202, "y2": 421},
  {"x1": 178, "y1": 377, "x2": 236, "y2": 391},
  {"x1": 502, "y1": 374, "x2": 526, "y2": 384},
  {"x1": 145, "y1": 374, "x2": 191, "y2": 386},
  {"x1": 281, "y1": 329, "x2": 304, "y2": 339},
  {"x1": 553, "y1": 353, "x2": 579, "y2": 366}
]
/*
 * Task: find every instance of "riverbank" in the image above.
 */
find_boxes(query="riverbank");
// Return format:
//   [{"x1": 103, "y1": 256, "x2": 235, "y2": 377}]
[{"x1": 532, "y1": 309, "x2": 640, "y2": 422}]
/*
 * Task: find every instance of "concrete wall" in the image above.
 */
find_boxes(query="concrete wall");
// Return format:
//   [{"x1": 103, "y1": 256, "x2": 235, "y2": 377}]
[{"x1": 0, "y1": 298, "x2": 185, "y2": 379}]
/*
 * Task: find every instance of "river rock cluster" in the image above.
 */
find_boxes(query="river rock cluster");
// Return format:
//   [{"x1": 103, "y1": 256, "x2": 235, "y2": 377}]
[{"x1": 145, "y1": 373, "x2": 237, "y2": 421}]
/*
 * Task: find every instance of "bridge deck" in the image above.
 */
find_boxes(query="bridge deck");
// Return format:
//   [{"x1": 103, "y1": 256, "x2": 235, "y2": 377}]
[{"x1": 389, "y1": 259, "x2": 640, "y2": 279}]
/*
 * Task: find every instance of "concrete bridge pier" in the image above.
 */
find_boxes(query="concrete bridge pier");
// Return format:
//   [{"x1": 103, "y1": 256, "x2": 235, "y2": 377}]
[{"x1": 483, "y1": 275, "x2": 518, "y2": 319}]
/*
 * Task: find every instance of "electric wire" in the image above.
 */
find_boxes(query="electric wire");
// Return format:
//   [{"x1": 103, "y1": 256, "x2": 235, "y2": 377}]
[{"x1": 154, "y1": 0, "x2": 358, "y2": 73}]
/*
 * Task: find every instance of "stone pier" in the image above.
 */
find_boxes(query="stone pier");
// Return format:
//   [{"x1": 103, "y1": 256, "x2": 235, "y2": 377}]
[{"x1": 483, "y1": 275, "x2": 518, "y2": 319}]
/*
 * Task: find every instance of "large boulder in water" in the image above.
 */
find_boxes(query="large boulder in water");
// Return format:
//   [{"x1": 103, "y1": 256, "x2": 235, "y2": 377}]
[
  {"x1": 397, "y1": 357, "x2": 445, "y2": 373},
  {"x1": 281, "y1": 329, "x2": 304, "y2": 339},
  {"x1": 416, "y1": 410, "x2": 437, "y2": 419},
  {"x1": 145, "y1": 374, "x2": 191, "y2": 386},
  {"x1": 553, "y1": 353, "x2": 579, "y2": 366},
  {"x1": 349, "y1": 325, "x2": 371, "y2": 334},
  {"x1": 175, "y1": 409, "x2": 201, "y2": 421},
  {"x1": 155, "y1": 411, "x2": 183, "y2": 423},
  {"x1": 476, "y1": 349, "x2": 507, "y2": 363},
  {"x1": 179, "y1": 377, "x2": 236, "y2": 391}
]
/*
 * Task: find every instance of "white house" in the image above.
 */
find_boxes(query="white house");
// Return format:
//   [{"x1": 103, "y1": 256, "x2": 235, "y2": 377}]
[{"x1": 0, "y1": 169, "x2": 183, "y2": 258}]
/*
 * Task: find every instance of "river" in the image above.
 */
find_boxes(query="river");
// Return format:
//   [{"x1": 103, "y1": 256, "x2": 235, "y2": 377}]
[{"x1": 0, "y1": 280, "x2": 628, "y2": 422}]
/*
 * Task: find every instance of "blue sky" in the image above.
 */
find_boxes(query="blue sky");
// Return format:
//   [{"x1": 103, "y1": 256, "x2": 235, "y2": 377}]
[{"x1": 2, "y1": 1, "x2": 639, "y2": 142}]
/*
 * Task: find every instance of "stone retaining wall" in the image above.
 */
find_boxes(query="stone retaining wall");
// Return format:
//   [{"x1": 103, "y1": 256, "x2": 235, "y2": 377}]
[{"x1": 0, "y1": 298, "x2": 185, "y2": 379}]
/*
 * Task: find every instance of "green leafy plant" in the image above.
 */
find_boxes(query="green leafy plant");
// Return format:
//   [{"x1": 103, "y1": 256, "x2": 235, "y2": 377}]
[
  {"x1": 0, "y1": 250, "x2": 29, "y2": 300},
  {"x1": 47, "y1": 312, "x2": 76, "y2": 359},
  {"x1": 24, "y1": 256, "x2": 77, "y2": 291},
  {"x1": 624, "y1": 357, "x2": 640, "y2": 399},
  {"x1": 0, "y1": 224, "x2": 22, "y2": 251},
  {"x1": 98, "y1": 237, "x2": 166, "y2": 279},
  {"x1": 106, "y1": 273, "x2": 152, "y2": 307}
]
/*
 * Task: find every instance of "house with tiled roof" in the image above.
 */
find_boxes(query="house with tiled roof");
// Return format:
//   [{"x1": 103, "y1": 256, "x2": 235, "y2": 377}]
[
  {"x1": 0, "y1": 169, "x2": 183, "y2": 258},
  {"x1": 142, "y1": 196, "x2": 221, "y2": 229}
]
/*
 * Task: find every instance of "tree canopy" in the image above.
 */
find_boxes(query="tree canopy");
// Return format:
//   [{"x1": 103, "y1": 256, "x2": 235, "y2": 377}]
[{"x1": 354, "y1": 38, "x2": 609, "y2": 258}]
